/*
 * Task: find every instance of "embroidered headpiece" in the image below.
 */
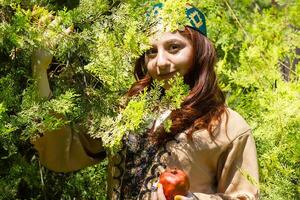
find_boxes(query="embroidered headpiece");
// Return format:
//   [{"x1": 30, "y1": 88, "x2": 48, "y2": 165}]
[{"x1": 151, "y1": 3, "x2": 207, "y2": 36}]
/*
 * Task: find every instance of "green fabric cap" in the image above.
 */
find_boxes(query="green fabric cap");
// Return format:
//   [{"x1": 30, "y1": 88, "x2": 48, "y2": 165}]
[{"x1": 152, "y1": 3, "x2": 207, "y2": 36}]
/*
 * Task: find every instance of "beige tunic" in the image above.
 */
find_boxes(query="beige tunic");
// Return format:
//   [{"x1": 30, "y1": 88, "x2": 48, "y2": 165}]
[{"x1": 31, "y1": 108, "x2": 259, "y2": 199}]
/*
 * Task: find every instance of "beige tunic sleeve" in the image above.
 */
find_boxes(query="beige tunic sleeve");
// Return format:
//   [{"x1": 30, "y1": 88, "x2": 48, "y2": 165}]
[
  {"x1": 193, "y1": 131, "x2": 259, "y2": 200},
  {"x1": 31, "y1": 123, "x2": 105, "y2": 173}
]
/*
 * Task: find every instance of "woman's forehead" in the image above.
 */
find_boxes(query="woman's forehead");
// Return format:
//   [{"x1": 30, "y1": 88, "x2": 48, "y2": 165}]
[{"x1": 149, "y1": 31, "x2": 190, "y2": 46}]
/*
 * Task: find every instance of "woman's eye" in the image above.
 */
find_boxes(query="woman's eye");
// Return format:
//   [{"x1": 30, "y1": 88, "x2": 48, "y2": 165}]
[{"x1": 169, "y1": 44, "x2": 181, "y2": 53}]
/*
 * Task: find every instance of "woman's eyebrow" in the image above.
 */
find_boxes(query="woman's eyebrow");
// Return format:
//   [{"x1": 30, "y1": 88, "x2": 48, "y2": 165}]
[
  {"x1": 164, "y1": 39, "x2": 185, "y2": 45},
  {"x1": 150, "y1": 38, "x2": 185, "y2": 47}
]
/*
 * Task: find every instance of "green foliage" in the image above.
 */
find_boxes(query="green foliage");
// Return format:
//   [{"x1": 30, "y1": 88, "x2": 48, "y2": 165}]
[
  {"x1": 18, "y1": 86, "x2": 81, "y2": 139},
  {"x1": 148, "y1": 0, "x2": 189, "y2": 34},
  {"x1": 163, "y1": 74, "x2": 190, "y2": 109},
  {"x1": 92, "y1": 76, "x2": 189, "y2": 154},
  {"x1": 0, "y1": 0, "x2": 299, "y2": 199}
]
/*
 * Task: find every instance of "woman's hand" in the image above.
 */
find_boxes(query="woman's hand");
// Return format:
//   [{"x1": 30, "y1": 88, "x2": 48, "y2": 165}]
[
  {"x1": 32, "y1": 16, "x2": 58, "y2": 74},
  {"x1": 31, "y1": 48, "x2": 52, "y2": 98},
  {"x1": 32, "y1": 15, "x2": 74, "y2": 85},
  {"x1": 154, "y1": 183, "x2": 166, "y2": 200},
  {"x1": 32, "y1": 15, "x2": 73, "y2": 74},
  {"x1": 152, "y1": 183, "x2": 196, "y2": 200},
  {"x1": 32, "y1": 48, "x2": 53, "y2": 72},
  {"x1": 31, "y1": 16, "x2": 71, "y2": 98}
]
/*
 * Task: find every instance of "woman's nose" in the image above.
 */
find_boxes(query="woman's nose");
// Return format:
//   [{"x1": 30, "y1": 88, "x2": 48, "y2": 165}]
[{"x1": 156, "y1": 50, "x2": 170, "y2": 74}]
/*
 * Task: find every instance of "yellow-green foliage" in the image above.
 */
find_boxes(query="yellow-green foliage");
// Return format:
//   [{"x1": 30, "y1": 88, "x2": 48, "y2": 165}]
[
  {"x1": 0, "y1": 0, "x2": 299, "y2": 199},
  {"x1": 91, "y1": 76, "x2": 189, "y2": 154}
]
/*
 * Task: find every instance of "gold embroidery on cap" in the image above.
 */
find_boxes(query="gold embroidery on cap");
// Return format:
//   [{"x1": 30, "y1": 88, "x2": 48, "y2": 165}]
[{"x1": 189, "y1": 11, "x2": 203, "y2": 28}]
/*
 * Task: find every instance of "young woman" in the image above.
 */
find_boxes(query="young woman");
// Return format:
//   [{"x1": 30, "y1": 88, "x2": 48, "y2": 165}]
[{"x1": 31, "y1": 4, "x2": 259, "y2": 200}]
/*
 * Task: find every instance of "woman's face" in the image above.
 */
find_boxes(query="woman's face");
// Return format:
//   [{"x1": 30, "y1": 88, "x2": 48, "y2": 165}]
[{"x1": 145, "y1": 31, "x2": 194, "y2": 89}]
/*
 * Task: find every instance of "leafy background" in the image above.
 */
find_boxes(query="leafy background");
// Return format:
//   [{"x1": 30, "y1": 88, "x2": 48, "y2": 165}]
[{"x1": 0, "y1": 0, "x2": 299, "y2": 199}]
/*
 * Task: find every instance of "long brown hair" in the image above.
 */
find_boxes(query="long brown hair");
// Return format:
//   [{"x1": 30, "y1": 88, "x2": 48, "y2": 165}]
[{"x1": 127, "y1": 26, "x2": 226, "y2": 143}]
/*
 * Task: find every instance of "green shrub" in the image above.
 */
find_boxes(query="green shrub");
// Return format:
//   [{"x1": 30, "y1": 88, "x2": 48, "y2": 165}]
[{"x1": 0, "y1": 0, "x2": 299, "y2": 199}]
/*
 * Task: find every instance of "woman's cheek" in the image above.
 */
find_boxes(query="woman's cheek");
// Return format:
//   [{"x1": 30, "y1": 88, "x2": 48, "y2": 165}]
[{"x1": 147, "y1": 63, "x2": 157, "y2": 79}]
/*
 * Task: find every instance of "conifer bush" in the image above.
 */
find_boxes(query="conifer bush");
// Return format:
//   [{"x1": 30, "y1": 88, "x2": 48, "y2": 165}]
[{"x1": 0, "y1": 0, "x2": 299, "y2": 199}]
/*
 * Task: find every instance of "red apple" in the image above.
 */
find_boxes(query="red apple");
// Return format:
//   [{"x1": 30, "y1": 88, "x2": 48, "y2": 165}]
[{"x1": 159, "y1": 168, "x2": 190, "y2": 200}]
